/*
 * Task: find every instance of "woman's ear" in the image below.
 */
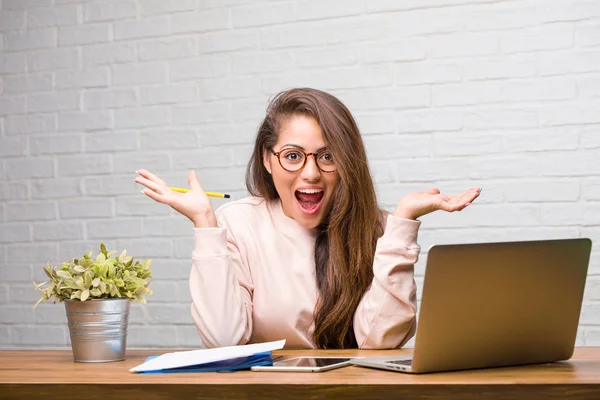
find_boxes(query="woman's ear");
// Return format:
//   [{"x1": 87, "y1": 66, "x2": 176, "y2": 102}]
[{"x1": 263, "y1": 149, "x2": 272, "y2": 174}]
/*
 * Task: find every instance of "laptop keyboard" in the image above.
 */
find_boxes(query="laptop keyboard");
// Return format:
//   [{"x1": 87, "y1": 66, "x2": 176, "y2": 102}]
[{"x1": 386, "y1": 359, "x2": 413, "y2": 366}]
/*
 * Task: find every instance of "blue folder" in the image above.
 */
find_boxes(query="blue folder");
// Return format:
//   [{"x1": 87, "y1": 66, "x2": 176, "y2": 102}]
[{"x1": 138, "y1": 351, "x2": 274, "y2": 374}]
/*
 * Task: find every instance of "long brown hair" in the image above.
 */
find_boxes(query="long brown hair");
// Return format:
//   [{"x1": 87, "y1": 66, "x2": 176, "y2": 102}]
[{"x1": 246, "y1": 88, "x2": 384, "y2": 349}]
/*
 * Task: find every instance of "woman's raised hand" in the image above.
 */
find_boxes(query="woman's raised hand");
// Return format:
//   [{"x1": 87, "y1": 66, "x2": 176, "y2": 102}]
[
  {"x1": 393, "y1": 187, "x2": 481, "y2": 220},
  {"x1": 134, "y1": 169, "x2": 218, "y2": 228}
]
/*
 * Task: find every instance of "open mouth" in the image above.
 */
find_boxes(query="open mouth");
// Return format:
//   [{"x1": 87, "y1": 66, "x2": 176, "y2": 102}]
[{"x1": 295, "y1": 189, "x2": 325, "y2": 215}]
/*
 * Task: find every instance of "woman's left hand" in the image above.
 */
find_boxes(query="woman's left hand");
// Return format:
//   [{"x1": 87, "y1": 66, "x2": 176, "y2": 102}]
[{"x1": 393, "y1": 188, "x2": 481, "y2": 220}]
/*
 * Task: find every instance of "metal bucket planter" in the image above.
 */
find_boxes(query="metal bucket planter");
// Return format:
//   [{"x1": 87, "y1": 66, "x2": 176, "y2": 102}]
[{"x1": 65, "y1": 298, "x2": 130, "y2": 363}]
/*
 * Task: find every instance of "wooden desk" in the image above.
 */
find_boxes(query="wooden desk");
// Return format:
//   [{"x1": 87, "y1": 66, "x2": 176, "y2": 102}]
[{"x1": 2, "y1": 347, "x2": 600, "y2": 400}]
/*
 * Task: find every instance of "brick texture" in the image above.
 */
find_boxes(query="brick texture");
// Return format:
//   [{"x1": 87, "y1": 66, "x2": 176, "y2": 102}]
[{"x1": 1, "y1": 0, "x2": 599, "y2": 350}]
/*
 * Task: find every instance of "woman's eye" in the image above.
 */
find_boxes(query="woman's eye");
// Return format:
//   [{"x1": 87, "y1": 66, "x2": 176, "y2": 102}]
[
  {"x1": 319, "y1": 152, "x2": 334, "y2": 163},
  {"x1": 284, "y1": 151, "x2": 303, "y2": 161}
]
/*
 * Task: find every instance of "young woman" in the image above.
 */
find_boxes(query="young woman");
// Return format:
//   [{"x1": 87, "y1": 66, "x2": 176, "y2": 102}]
[{"x1": 134, "y1": 88, "x2": 480, "y2": 349}]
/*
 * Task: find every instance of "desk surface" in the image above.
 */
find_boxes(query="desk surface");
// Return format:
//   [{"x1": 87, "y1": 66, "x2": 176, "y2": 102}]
[{"x1": 2, "y1": 347, "x2": 600, "y2": 400}]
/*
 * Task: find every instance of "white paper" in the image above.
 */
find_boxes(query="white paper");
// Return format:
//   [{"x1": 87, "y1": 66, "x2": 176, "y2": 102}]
[{"x1": 129, "y1": 339, "x2": 286, "y2": 373}]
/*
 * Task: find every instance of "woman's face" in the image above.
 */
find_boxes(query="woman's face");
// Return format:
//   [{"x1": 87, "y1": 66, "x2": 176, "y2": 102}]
[{"x1": 264, "y1": 115, "x2": 341, "y2": 229}]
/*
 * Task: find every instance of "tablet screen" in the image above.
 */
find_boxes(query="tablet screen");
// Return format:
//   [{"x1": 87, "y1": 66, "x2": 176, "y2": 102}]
[{"x1": 273, "y1": 357, "x2": 352, "y2": 368}]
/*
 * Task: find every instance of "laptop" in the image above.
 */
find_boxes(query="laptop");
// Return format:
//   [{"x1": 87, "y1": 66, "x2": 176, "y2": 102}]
[{"x1": 351, "y1": 238, "x2": 592, "y2": 374}]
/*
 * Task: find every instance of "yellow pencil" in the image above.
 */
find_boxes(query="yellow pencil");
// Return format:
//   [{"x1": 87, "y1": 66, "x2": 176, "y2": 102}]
[{"x1": 169, "y1": 187, "x2": 230, "y2": 198}]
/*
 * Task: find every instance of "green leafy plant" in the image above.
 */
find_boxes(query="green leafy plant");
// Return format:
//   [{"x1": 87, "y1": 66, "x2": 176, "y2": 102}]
[{"x1": 34, "y1": 243, "x2": 152, "y2": 307}]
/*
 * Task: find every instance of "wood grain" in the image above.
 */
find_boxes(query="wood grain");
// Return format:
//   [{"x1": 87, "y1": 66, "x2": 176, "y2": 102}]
[{"x1": 2, "y1": 347, "x2": 600, "y2": 399}]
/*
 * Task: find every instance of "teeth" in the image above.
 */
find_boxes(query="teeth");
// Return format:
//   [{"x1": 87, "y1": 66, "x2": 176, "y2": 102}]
[{"x1": 297, "y1": 189, "x2": 323, "y2": 194}]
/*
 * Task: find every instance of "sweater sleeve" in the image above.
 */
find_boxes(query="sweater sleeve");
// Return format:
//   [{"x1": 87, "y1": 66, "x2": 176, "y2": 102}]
[
  {"x1": 189, "y1": 219, "x2": 254, "y2": 348},
  {"x1": 353, "y1": 215, "x2": 421, "y2": 349}
]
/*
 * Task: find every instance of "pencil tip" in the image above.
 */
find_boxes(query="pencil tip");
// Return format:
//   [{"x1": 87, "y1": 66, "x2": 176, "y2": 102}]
[{"x1": 224, "y1": 194, "x2": 231, "y2": 199}]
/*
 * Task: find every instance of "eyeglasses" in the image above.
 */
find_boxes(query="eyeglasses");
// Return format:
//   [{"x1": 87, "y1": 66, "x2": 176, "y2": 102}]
[{"x1": 270, "y1": 148, "x2": 337, "y2": 173}]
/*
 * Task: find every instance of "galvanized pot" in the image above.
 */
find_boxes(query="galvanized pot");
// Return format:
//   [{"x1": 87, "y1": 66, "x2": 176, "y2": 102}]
[{"x1": 64, "y1": 298, "x2": 130, "y2": 363}]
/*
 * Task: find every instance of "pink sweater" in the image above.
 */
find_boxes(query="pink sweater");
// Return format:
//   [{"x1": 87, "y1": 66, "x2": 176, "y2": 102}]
[{"x1": 190, "y1": 196, "x2": 420, "y2": 349}]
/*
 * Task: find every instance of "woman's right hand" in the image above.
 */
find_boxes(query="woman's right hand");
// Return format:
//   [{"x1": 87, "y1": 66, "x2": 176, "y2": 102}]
[{"x1": 134, "y1": 169, "x2": 218, "y2": 228}]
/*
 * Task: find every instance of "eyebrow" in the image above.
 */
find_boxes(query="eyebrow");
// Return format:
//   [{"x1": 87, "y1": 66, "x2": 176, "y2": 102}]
[{"x1": 280, "y1": 144, "x2": 328, "y2": 152}]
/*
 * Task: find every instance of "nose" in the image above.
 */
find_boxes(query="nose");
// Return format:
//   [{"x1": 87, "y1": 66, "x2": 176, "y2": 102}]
[{"x1": 300, "y1": 155, "x2": 321, "y2": 182}]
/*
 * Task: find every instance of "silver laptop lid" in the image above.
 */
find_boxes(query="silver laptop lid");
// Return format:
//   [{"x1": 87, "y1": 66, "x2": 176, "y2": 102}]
[{"x1": 411, "y1": 238, "x2": 591, "y2": 373}]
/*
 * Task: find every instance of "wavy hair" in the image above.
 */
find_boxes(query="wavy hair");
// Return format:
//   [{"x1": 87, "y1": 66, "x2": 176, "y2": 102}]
[{"x1": 246, "y1": 88, "x2": 384, "y2": 348}]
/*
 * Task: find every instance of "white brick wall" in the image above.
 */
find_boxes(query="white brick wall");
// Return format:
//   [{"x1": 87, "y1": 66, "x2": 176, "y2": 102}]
[{"x1": 0, "y1": 0, "x2": 599, "y2": 350}]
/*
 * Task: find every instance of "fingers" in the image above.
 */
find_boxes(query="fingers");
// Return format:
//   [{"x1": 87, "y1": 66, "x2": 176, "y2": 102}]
[
  {"x1": 188, "y1": 170, "x2": 204, "y2": 192},
  {"x1": 134, "y1": 169, "x2": 173, "y2": 205},
  {"x1": 141, "y1": 188, "x2": 163, "y2": 203},
  {"x1": 453, "y1": 187, "x2": 479, "y2": 201},
  {"x1": 136, "y1": 169, "x2": 166, "y2": 186},
  {"x1": 134, "y1": 175, "x2": 165, "y2": 194},
  {"x1": 455, "y1": 188, "x2": 478, "y2": 204},
  {"x1": 438, "y1": 201, "x2": 469, "y2": 213},
  {"x1": 427, "y1": 188, "x2": 441, "y2": 195},
  {"x1": 464, "y1": 187, "x2": 481, "y2": 203},
  {"x1": 440, "y1": 187, "x2": 481, "y2": 212}
]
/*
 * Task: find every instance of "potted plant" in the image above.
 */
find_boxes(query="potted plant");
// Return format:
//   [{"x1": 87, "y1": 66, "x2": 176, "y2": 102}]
[{"x1": 33, "y1": 243, "x2": 153, "y2": 363}]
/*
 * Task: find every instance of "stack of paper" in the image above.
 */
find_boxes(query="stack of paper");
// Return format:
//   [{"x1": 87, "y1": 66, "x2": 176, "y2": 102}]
[{"x1": 130, "y1": 339, "x2": 286, "y2": 374}]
